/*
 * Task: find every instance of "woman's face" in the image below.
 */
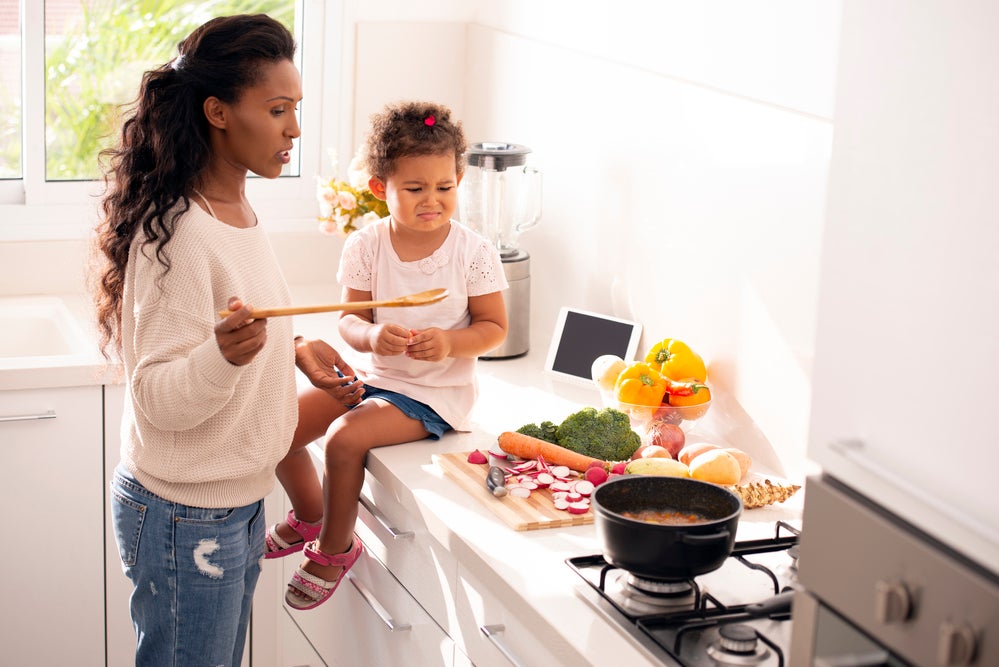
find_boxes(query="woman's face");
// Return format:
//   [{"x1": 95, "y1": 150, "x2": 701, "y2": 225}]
[{"x1": 213, "y1": 59, "x2": 302, "y2": 179}]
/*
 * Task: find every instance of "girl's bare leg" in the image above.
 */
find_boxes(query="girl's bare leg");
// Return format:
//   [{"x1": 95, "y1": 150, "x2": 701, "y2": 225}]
[
  {"x1": 271, "y1": 387, "x2": 351, "y2": 544},
  {"x1": 288, "y1": 399, "x2": 427, "y2": 594}
]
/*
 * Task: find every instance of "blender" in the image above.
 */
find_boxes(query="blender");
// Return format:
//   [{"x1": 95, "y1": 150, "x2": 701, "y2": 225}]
[{"x1": 459, "y1": 142, "x2": 542, "y2": 358}]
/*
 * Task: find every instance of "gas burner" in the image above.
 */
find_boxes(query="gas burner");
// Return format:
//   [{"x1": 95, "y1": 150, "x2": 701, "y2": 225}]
[
  {"x1": 705, "y1": 624, "x2": 771, "y2": 665},
  {"x1": 626, "y1": 573, "x2": 695, "y2": 597},
  {"x1": 606, "y1": 569, "x2": 698, "y2": 615}
]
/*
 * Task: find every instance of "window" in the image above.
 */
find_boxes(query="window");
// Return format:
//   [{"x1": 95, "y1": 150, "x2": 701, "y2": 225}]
[{"x1": 0, "y1": 0, "x2": 338, "y2": 238}]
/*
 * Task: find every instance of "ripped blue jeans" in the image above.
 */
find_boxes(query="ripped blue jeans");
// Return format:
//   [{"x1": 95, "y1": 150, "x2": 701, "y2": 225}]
[{"x1": 110, "y1": 464, "x2": 264, "y2": 667}]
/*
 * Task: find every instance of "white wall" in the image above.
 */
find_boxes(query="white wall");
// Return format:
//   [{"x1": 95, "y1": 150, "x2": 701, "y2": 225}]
[
  {"x1": 349, "y1": 1, "x2": 841, "y2": 477},
  {"x1": 3, "y1": 1, "x2": 842, "y2": 480}
]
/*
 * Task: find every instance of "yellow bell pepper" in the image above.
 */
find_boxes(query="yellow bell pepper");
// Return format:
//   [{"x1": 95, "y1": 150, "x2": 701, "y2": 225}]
[
  {"x1": 645, "y1": 338, "x2": 707, "y2": 383},
  {"x1": 614, "y1": 362, "x2": 668, "y2": 407}
]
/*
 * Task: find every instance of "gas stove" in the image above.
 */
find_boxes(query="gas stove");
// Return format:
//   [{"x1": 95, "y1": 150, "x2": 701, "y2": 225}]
[{"x1": 567, "y1": 521, "x2": 800, "y2": 667}]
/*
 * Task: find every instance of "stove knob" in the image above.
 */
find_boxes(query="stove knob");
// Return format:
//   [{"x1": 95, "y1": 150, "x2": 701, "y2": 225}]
[
  {"x1": 937, "y1": 621, "x2": 977, "y2": 666},
  {"x1": 718, "y1": 623, "x2": 758, "y2": 654},
  {"x1": 874, "y1": 580, "x2": 912, "y2": 624}
]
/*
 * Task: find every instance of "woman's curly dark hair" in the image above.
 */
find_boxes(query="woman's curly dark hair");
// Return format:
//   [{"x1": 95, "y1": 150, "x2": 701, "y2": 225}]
[
  {"x1": 91, "y1": 14, "x2": 296, "y2": 358},
  {"x1": 361, "y1": 101, "x2": 467, "y2": 181}
]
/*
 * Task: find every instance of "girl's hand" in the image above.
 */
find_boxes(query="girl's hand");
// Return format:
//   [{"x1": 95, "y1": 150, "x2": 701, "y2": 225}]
[
  {"x1": 369, "y1": 322, "x2": 411, "y2": 356},
  {"x1": 295, "y1": 337, "x2": 365, "y2": 406},
  {"x1": 406, "y1": 327, "x2": 452, "y2": 362},
  {"x1": 215, "y1": 297, "x2": 267, "y2": 366}
]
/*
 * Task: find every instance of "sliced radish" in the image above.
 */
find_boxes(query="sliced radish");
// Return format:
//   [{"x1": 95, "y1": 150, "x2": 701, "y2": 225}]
[
  {"x1": 566, "y1": 492, "x2": 583, "y2": 503},
  {"x1": 567, "y1": 501, "x2": 590, "y2": 514},
  {"x1": 550, "y1": 481, "x2": 573, "y2": 493},
  {"x1": 508, "y1": 486, "x2": 532, "y2": 499},
  {"x1": 534, "y1": 472, "x2": 555, "y2": 487},
  {"x1": 550, "y1": 465, "x2": 571, "y2": 479},
  {"x1": 488, "y1": 447, "x2": 510, "y2": 460},
  {"x1": 467, "y1": 449, "x2": 488, "y2": 464},
  {"x1": 512, "y1": 460, "x2": 537, "y2": 473},
  {"x1": 573, "y1": 480, "x2": 595, "y2": 497},
  {"x1": 550, "y1": 491, "x2": 569, "y2": 501},
  {"x1": 519, "y1": 480, "x2": 538, "y2": 490},
  {"x1": 553, "y1": 498, "x2": 570, "y2": 511}
]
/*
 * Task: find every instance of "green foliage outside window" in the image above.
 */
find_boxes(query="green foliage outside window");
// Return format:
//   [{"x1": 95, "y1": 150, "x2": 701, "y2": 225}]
[{"x1": 42, "y1": 0, "x2": 295, "y2": 181}]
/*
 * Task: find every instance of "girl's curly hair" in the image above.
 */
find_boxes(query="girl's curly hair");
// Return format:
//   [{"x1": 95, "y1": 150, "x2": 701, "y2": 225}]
[
  {"x1": 90, "y1": 14, "x2": 296, "y2": 359},
  {"x1": 361, "y1": 101, "x2": 467, "y2": 181}
]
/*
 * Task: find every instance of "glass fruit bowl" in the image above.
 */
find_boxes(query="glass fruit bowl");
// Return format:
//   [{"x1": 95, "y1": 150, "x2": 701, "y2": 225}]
[{"x1": 600, "y1": 390, "x2": 711, "y2": 435}]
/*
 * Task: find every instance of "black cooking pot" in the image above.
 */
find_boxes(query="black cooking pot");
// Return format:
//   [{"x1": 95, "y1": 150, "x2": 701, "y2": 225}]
[{"x1": 592, "y1": 475, "x2": 743, "y2": 581}]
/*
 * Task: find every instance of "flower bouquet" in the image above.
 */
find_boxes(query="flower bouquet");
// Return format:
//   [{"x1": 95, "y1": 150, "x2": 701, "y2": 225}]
[{"x1": 317, "y1": 152, "x2": 388, "y2": 236}]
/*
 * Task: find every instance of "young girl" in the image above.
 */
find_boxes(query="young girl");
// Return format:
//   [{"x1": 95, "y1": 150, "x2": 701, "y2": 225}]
[
  {"x1": 92, "y1": 14, "x2": 359, "y2": 664},
  {"x1": 276, "y1": 101, "x2": 509, "y2": 610}
]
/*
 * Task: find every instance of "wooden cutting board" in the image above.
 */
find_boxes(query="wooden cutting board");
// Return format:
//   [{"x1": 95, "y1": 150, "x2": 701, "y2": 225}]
[{"x1": 434, "y1": 451, "x2": 594, "y2": 531}]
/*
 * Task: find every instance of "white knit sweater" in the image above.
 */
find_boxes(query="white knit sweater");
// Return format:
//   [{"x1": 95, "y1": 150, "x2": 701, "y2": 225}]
[{"x1": 120, "y1": 203, "x2": 296, "y2": 508}]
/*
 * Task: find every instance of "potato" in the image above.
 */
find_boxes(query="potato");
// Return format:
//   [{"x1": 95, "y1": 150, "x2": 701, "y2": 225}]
[
  {"x1": 721, "y1": 447, "x2": 752, "y2": 479},
  {"x1": 678, "y1": 441, "x2": 721, "y2": 466},
  {"x1": 688, "y1": 449, "x2": 742, "y2": 485}
]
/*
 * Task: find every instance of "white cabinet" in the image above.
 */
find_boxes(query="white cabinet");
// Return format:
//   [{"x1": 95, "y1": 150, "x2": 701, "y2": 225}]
[
  {"x1": 0, "y1": 385, "x2": 104, "y2": 665},
  {"x1": 454, "y1": 564, "x2": 588, "y2": 667},
  {"x1": 283, "y1": 547, "x2": 456, "y2": 666}
]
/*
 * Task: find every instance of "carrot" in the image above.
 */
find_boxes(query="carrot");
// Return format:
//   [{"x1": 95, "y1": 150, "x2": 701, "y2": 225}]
[{"x1": 496, "y1": 431, "x2": 605, "y2": 473}]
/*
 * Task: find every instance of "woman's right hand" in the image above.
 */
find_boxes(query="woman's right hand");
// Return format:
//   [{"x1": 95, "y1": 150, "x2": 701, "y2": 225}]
[{"x1": 215, "y1": 297, "x2": 267, "y2": 366}]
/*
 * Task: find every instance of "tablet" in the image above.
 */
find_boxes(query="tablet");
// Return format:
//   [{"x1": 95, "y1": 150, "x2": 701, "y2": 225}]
[{"x1": 544, "y1": 307, "x2": 643, "y2": 386}]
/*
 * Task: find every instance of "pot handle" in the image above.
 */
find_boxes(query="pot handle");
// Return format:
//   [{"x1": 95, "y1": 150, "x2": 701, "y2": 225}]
[{"x1": 681, "y1": 529, "x2": 730, "y2": 546}]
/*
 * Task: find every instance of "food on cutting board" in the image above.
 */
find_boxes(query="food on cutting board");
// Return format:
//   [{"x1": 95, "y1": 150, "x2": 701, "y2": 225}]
[
  {"x1": 466, "y1": 449, "x2": 488, "y2": 464},
  {"x1": 516, "y1": 406, "x2": 642, "y2": 463},
  {"x1": 468, "y1": 449, "x2": 597, "y2": 514},
  {"x1": 688, "y1": 449, "x2": 743, "y2": 485},
  {"x1": 497, "y1": 431, "x2": 606, "y2": 473}
]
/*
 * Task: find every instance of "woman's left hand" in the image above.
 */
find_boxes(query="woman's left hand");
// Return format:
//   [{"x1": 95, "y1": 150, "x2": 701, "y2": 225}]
[{"x1": 295, "y1": 337, "x2": 364, "y2": 405}]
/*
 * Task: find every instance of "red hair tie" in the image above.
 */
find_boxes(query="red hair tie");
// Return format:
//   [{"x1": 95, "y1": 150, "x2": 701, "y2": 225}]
[{"x1": 424, "y1": 115, "x2": 436, "y2": 126}]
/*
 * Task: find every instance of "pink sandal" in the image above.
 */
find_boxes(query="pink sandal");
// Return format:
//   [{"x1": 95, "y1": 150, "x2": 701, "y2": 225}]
[
  {"x1": 264, "y1": 510, "x2": 322, "y2": 559},
  {"x1": 285, "y1": 536, "x2": 364, "y2": 611}
]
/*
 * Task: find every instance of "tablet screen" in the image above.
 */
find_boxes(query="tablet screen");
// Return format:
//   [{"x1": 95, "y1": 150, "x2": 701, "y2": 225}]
[{"x1": 544, "y1": 308, "x2": 642, "y2": 385}]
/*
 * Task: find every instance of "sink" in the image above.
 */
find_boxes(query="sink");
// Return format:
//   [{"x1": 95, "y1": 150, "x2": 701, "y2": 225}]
[{"x1": 0, "y1": 297, "x2": 92, "y2": 360}]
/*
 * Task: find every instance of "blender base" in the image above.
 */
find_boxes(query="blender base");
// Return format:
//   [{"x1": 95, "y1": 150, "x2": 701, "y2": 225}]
[{"x1": 480, "y1": 250, "x2": 530, "y2": 359}]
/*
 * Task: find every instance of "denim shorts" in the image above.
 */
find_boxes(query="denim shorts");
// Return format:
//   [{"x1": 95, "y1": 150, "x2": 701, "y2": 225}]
[
  {"x1": 359, "y1": 384, "x2": 452, "y2": 440},
  {"x1": 110, "y1": 464, "x2": 265, "y2": 667}
]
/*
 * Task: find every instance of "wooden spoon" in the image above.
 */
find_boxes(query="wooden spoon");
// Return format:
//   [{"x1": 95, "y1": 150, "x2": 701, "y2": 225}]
[{"x1": 218, "y1": 288, "x2": 449, "y2": 319}]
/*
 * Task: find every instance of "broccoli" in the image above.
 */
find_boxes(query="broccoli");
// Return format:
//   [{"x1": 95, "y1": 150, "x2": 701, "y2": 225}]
[
  {"x1": 554, "y1": 406, "x2": 641, "y2": 462},
  {"x1": 515, "y1": 420, "x2": 558, "y2": 443}
]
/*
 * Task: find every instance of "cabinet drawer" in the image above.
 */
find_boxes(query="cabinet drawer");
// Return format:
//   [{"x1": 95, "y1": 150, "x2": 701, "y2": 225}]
[
  {"x1": 283, "y1": 546, "x2": 455, "y2": 666},
  {"x1": 356, "y1": 470, "x2": 461, "y2": 633},
  {"x1": 306, "y1": 445, "x2": 461, "y2": 637},
  {"x1": 455, "y1": 564, "x2": 587, "y2": 667}
]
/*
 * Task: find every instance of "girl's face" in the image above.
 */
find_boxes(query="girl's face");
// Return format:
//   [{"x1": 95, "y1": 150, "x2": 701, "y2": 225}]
[
  {"x1": 371, "y1": 153, "x2": 461, "y2": 234},
  {"x1": 211, "y1": 59, "x2": 302, "y2": 179}
]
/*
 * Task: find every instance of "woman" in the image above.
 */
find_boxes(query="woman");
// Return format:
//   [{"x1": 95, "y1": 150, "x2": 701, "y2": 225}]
[{"x1": 90, "y1": 14, "x2": 359, "y2": 666}]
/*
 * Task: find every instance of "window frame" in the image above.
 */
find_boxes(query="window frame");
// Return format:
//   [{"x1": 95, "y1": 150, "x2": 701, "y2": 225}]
[{"x1": 0, "y1": 0, "x2": 340, "y2": 241}]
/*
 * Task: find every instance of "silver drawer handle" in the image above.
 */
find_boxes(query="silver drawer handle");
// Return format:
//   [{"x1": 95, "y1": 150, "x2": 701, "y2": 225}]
[
  {"x1": 345, "y1": 570, "x2": 411, "y2": 632},
  {"x1": 358, "y1": 494, "x2": 414, "y2": 539},
  {"x1": 481, "y1": 624, "x2": 528, "y2": 667},
  {"x1": 0, "y1": 409, "x2": 57, "y2": 423}
]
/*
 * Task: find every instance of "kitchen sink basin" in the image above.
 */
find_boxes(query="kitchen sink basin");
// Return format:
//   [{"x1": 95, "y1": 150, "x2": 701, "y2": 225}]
[{"x1": 0, "y1": 297, "x2": 91, "y2": 360}]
